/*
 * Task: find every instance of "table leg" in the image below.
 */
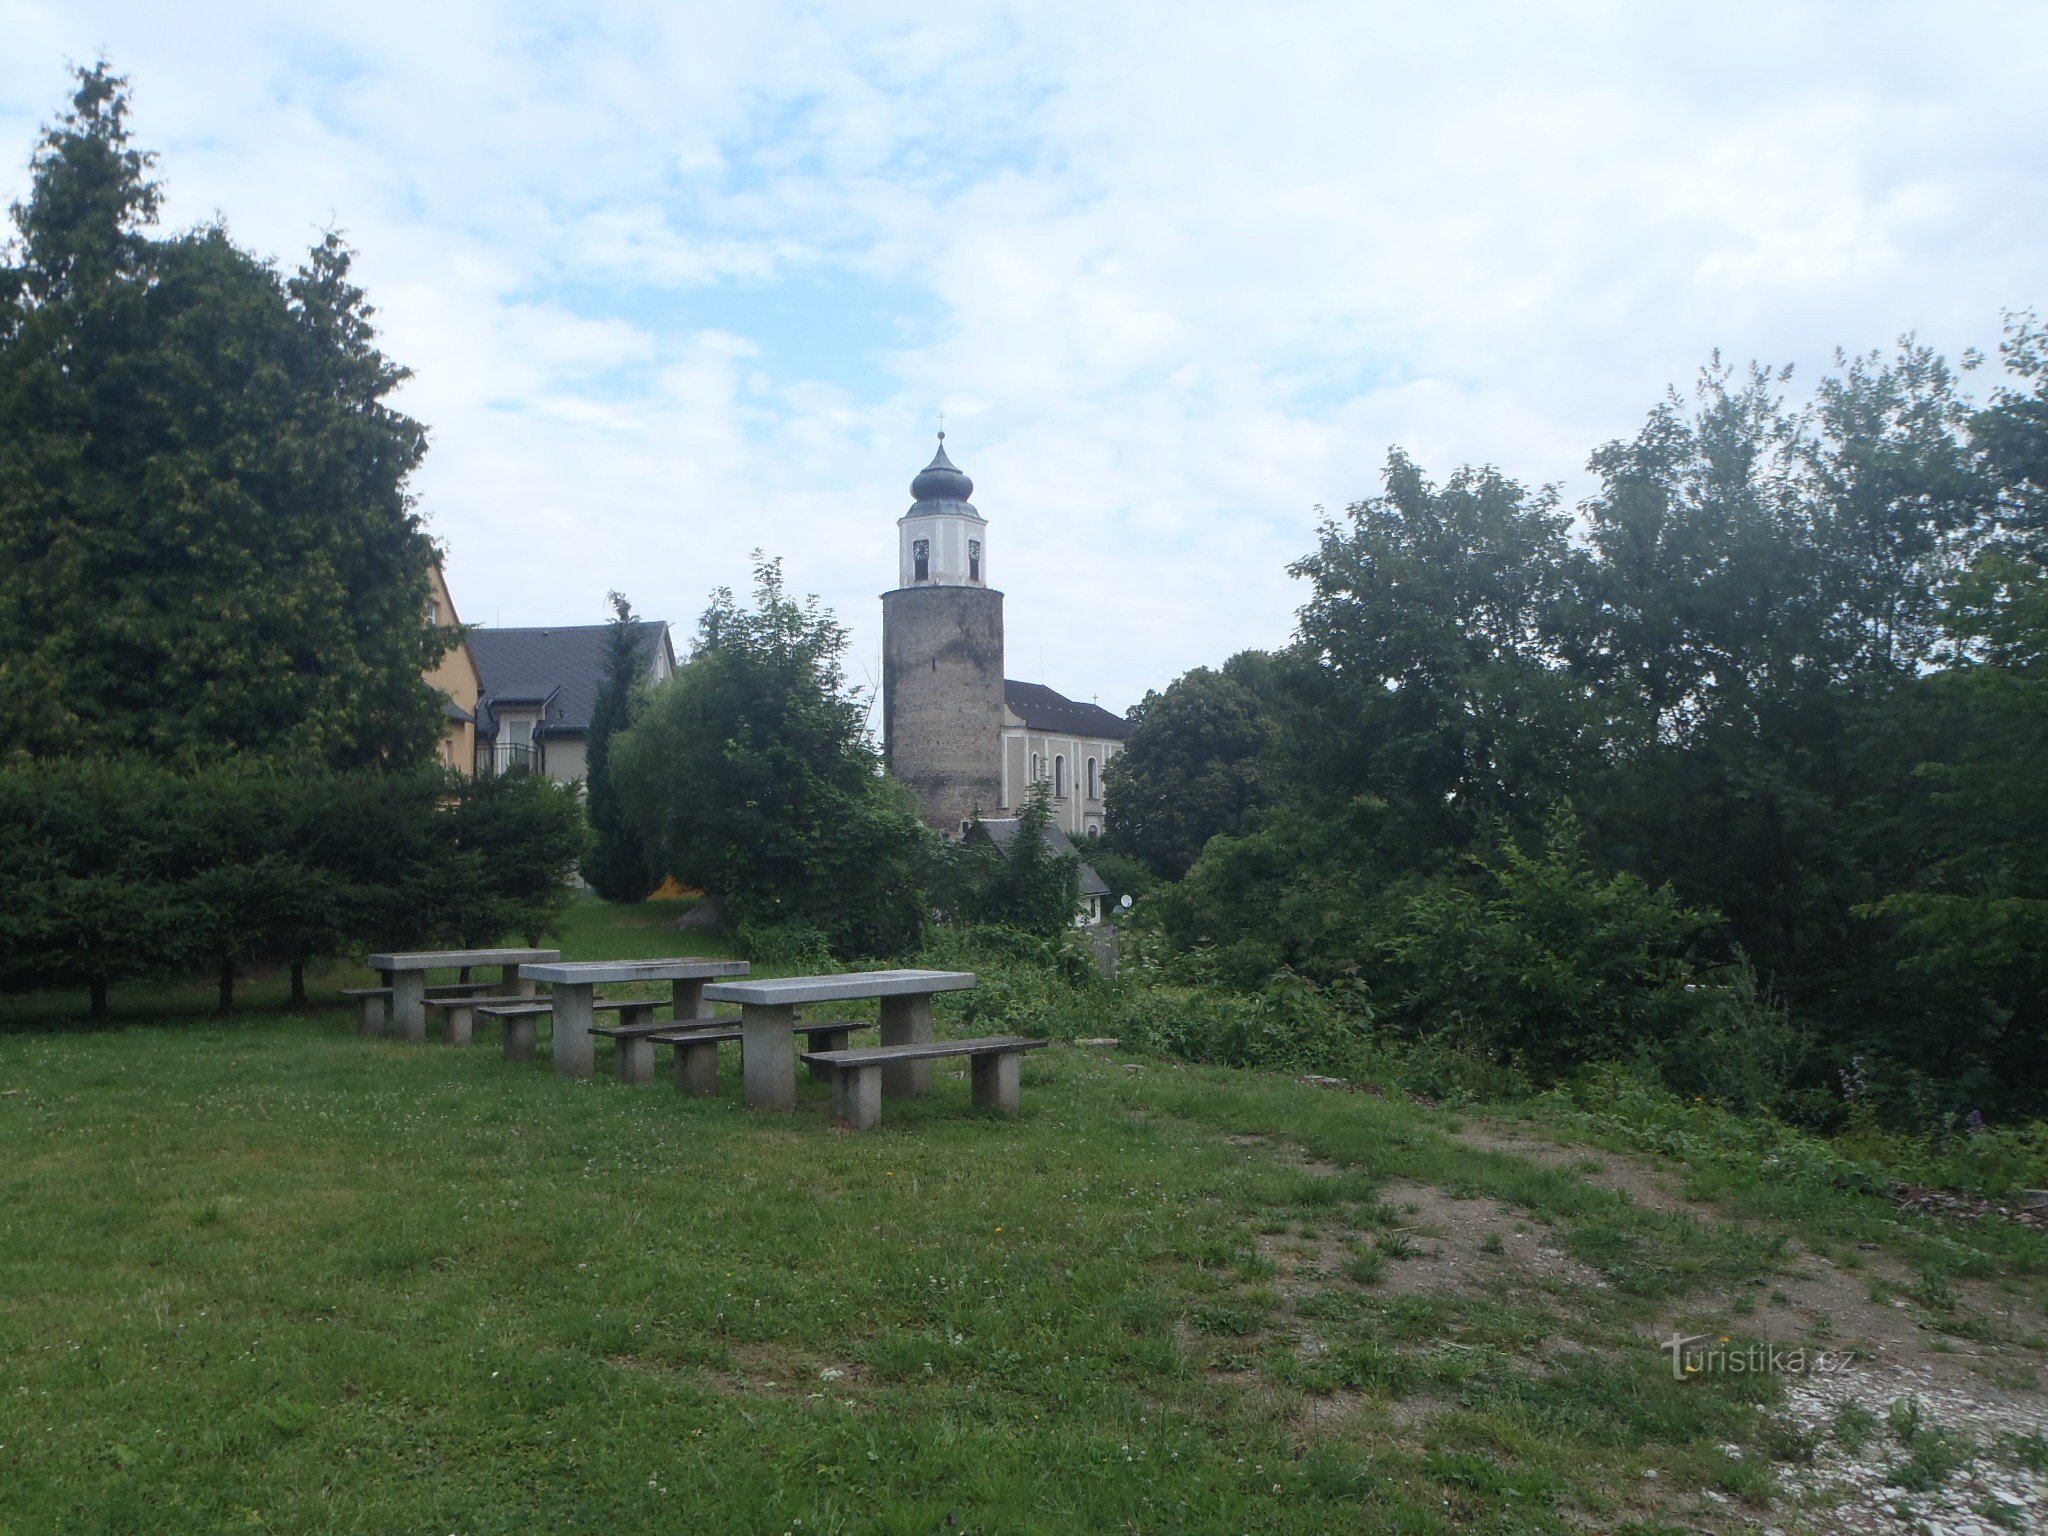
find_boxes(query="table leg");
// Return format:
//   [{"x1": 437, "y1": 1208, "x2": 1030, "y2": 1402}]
[
  {"x1": 554, "y1": 983, "x2": 596, "y2": 1077},
  {"x1": 392, "y1": 971, "x2": 427, "y2": 1043},
  {"x1": 505, "y1": 963, "x2": 536, "y2": 999},
  {"x1": 741, "y1": 1003, "x2": 797, "y2": 1110},
  {"x1": 672, "y1": 978, "x2": 713, "y2": 1020},
  {"x1": 879, "y1": 995, "x2": 932, "y2": 1099}
]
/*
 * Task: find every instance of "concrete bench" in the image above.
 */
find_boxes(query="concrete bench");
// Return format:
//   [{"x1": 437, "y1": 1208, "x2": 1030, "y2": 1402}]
[
  {"x1": 802, "y1": 1036, "x2": 1047, "y2": 1130},
  {"x1": 586, "y1": 1002, "x2": 677, "y2": 1084},
  {"x1": 422, "y1": 993, "x2": 540, "y2": 1046},
  {"x1": 471, "y1": 996, "x2": 678, "y2": 1067},
  {"x1": 340, "y1": 982, "x2": 496, "y2": 1037},
  {"x1": 476, "y1": 1000, "x2": 556, "y2": 1061},
  {"x1": 649, "y1": 1020, "x2": 871, "y2": 1096}
]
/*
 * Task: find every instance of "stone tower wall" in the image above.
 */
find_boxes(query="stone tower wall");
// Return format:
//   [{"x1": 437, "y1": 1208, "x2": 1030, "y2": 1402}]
[{"x1": 882, "y1": 583, "x2": 1005, "y2": 834}]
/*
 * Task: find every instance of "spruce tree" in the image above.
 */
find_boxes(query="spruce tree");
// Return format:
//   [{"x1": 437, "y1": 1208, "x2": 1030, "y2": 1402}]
[{"x1": 0, "y1": 64, "x2": 447, "y2": 768}]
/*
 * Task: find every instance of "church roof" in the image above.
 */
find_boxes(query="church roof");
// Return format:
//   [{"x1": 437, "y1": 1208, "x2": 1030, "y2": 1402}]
[
  {"x1": 910, "y1": 433, "x2": 975, "y2": 504},
  {"x1": 1003, "y1": 679, "x2": 1133, "y2": 740}
]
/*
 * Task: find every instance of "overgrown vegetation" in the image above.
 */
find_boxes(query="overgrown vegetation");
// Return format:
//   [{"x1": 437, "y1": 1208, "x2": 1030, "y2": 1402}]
[{"x1": 1106, "y1": 340, "x2": 2048, "y2": 1130}]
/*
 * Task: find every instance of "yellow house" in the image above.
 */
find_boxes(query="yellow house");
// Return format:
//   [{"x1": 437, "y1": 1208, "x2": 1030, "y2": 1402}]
[{"x1": 425, "y1": 563, "x2": 481, "y2": 774}]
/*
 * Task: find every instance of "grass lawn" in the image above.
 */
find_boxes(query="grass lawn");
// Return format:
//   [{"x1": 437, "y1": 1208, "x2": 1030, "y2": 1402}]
[{"x1": 2, "y1": 902, "x2": 2043, "y2": 1533}]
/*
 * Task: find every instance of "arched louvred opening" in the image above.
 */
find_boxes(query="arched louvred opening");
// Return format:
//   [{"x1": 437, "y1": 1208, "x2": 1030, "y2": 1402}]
[{"x1": 1054, "y1": 755, "x2": 1066, "y2": 798}]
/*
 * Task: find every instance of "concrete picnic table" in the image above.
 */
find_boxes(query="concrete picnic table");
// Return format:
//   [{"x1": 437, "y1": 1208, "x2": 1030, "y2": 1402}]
[
  {"x1": 519, "y1": 957, "x2": 752, "y2": 1078},
  {"x1": 700, "y1": 969, "x2": 977, "y2": 1111},
  {"x1": 366, "y1": 947, "x2": 561, "y2": 1043}
]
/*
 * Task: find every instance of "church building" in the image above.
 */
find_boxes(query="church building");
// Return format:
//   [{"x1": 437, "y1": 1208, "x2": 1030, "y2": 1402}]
[{"x1": 881, "y1": 435, "x2": 1132, "y2": 845}]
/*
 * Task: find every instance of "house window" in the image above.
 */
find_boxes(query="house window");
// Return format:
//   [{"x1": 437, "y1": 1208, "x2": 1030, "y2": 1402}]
[
  {"x1": 1054, "y1": 755, "x2": 1066, "y2": 798},
  {"x1": 1086, "y1": 756, "x2": 1097, "y2": 799},
  {"x1": 969, "y1": 539, "x2": 981, "y2": 582},
  {"x1": 426, "y1": 598, "x2": 441, "y2": 625},
  {"x1": 1030, "y1": 752, "x2": 1041, "y2": 783},
  {"x1": 913, "y1": 538, "x2": 930, "y2": 582}
]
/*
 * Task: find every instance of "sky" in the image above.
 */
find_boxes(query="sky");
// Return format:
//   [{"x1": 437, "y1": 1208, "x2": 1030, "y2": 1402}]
[{"x1": 4, "y1": 1, "x2": 2045, "y2": 717}]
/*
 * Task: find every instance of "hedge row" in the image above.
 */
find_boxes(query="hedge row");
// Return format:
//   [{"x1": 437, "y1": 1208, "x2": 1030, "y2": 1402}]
[{"x1": 0, "y1": 762, "x2": 588, "y2": 1015}]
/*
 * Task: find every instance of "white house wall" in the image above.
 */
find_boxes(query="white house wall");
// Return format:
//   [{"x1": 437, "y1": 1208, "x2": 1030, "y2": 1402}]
[{"x1": 1000, "y1": 725, "x2": 1118, "y2": 837}]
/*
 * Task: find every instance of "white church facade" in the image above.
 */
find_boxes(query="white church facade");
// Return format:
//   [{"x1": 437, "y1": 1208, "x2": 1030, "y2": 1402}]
[{"x1": 881, "y1": 434, "x2": 1132, "y2": 845}]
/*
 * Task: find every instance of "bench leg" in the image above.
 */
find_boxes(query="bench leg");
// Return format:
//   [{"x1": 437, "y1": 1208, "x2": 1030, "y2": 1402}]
[
  {"x1": 357, "y1": 994, "x2": 385, "y2": 1037},
  {"x1": 616, "y1": 1036, "x2": 657, "y2": 1086},
  {"x1": 833, "y1": 1064, "x2": 883, "y2": 1130},
  {"x1": 504, "y1": 1015, "x2": 537, "y2": 1063},
  {"x1": 878, "y1": 995, "x2": 932, "y2": 1100},
  {"x1": 446, "y1": 1002, "x2": 474, "y2": 1046},
  {"x1": 392, "y1": 971, "x2": 427, "y2": 1043},
  {"x1": 807, "y1": 1028, "x2": 849, "y2": 1080},
  {"x1": 675, "y1": 1039, "x2": 719, "y2": 1097},
  {"x1": 741, "y1": 1003, "x2": 797, "y2": 1111},
  {"x1": 971, "y1": 1051, "x2": 1023, "y2": 1117}
]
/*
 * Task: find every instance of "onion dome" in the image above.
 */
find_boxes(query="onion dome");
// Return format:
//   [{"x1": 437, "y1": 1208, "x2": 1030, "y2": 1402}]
[{"x1": 910, "y1": 433, "x2": 974, "y2": 503}]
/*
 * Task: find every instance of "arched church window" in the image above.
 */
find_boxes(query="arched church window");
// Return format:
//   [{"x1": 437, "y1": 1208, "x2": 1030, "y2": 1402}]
[
  {"x1": 969, "y1": 540, "x2": 981, "y2": 582},
  {"x1": 1031, "y1": 752, "x2": 1041, "y2": 783},
  {"x1": 1086, "y1": 757, "x2": 1097, "y2": 798},
  {"x1": 1054, "y1": 755, "x2": 1066, "y2": 798},
  {"x1": 913, "y1": 538, "x2": 930, "y2": 582}
]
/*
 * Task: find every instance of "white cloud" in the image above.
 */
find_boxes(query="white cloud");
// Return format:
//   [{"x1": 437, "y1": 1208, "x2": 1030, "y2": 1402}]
[{"x1": 4, "y1": 0, "x2": 2046, "y2": 712}]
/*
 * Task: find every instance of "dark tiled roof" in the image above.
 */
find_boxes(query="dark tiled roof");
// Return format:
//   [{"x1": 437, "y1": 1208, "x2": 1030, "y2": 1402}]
[
  {"x1": 972, "y1": 817, "x2": 1113, "y2": 897},
  {"x1": 469, "y1": 621, "x2": 668, "y2": 739},
  {"x1": 1002, "y1": 679, "x2": 1132, "y2": 740}
]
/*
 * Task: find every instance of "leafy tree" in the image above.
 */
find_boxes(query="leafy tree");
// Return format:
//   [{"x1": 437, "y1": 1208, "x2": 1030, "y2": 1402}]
[
  {"x1": 1105, "y1": 654, "x2": 1278, "y2": 880},
  {"x1": 584, "y1": 591, "x2": 655, "y2": 901},
  {"x1": 609, "y1": 557, "x2": 934, "y2": 956},
  {"x1": 1288, "y1": 450, "x2": 1588, "y2": 858},
  {"x1": 1863, "y1": 553, "x2": 2048, "y2": 1115},
  {"x1": 1975, "y1": 311, "x2": 2048, "y2": 557},
  {"x1": 952, "y1": 785, "x2": 1080, "y2": 937},
  {"x1": 0, "y1": 64, "x2": 447, "y2": 769}
]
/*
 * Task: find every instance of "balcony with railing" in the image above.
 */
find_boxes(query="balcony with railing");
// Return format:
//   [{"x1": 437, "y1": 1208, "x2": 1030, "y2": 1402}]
[{"x1": 475, "y1": 740, "x2": 538, "y2": 777}]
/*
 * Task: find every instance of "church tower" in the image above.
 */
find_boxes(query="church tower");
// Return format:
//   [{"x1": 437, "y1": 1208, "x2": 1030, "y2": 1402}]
[{"x1": 882, "y1": 434, "x2": 1005, "y2": 835}]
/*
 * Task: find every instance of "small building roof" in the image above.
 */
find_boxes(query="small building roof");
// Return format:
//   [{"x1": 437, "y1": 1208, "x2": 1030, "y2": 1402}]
[
  {"x1": 1003, "y1": 679, "x2": 1133, "y2": 741},
  {"x1": 972, "y1": 816, "x2": 1113, "y2": 898},
  {"x1": 469, "y1": 621, "x2": 670, "y2": 739}
]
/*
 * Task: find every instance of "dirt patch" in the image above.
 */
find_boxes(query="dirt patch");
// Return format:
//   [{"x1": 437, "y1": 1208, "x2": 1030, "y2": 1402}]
[
  {"x1": 1454, "y1": 1121, "x2": 1700, "y2": 1217},
  {"x1": 1374, "y1": 1176, "x2": 1612, "y2": 1300}
]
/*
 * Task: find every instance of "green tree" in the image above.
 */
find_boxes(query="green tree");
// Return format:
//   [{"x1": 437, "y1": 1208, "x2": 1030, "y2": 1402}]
[
  {"x1": 1105, "y1": 654, "x2": 1278, "y2": 880},
  {"x1": 954, "y1": 785, "x2": 1080, "y2": 937},
  {"x1": 609, "y1": 558, "x2": 934, "y2": 956},
  {"x1": 583, "y1": 591, "x2": 655, "y2": 901},
  {"x1": 0, "y1": 64, "x2": 447, "y2": 769},
  {"x1": 1288, "y1": 450, "x2": 1588, "y2": 859}
]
